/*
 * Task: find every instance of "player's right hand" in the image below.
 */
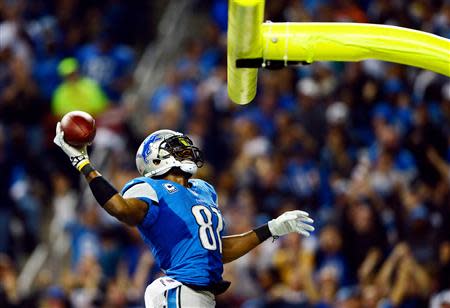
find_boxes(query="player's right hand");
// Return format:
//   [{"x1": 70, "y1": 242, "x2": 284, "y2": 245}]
[
  {"x1": 268, "y1": 210, "x2": 314, "y2": 237},
  {"x1": 54, "y1": 122, "x2": 90, "y2": 171}
]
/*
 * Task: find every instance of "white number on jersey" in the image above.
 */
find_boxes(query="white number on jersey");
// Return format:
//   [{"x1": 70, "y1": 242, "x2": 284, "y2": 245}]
[{"x1": 191, "y1": 205, "x2": 223, "y2": 253}]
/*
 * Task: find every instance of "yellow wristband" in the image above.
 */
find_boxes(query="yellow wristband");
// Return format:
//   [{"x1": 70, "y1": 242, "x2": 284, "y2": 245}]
[{"x1": 77, "y1": 159, "x2": 91, "y2": 171}]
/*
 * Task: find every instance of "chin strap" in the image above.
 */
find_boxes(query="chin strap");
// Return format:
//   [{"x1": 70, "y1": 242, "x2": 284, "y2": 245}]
[
  {"x1": 145, "y1": 160, "x2": 197, "y2": 178},
  {"x1": 180, "y1": 161, "x2": 197, "y2": 175}
]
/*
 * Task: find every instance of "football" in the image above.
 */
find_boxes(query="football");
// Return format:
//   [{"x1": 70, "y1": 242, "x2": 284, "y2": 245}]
[{"x1": 60, "y1": 111, "x2": 96, "y2": 146}]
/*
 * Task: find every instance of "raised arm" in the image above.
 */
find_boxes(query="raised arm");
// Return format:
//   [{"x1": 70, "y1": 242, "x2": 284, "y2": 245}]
[
  {"x1": 54, "y1": 122, "x2": 148, "y2": 226},
  {"x1": 427, "y1": 148, "x2": 450, "y2": 183},
  {"x1": 84, "y1": 170, "x2": 148, "y2": 225},
  {"x1": 222, "y1": 210, "x2": 314, "y2": 263}
]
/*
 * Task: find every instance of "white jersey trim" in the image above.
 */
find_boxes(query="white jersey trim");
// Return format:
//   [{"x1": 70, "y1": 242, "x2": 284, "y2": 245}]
[{"x1": 122, "y1": 182, "x2": 158, "y2": 203}]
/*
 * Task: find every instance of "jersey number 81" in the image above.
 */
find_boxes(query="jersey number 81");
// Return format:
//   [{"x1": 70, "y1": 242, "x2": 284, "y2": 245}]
[{"x1": 192, "y1": 205, "x2": 223, "y2": 253}]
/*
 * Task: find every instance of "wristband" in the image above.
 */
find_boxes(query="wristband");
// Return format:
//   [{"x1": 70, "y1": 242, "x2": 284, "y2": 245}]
[
  {"x1": 72, "y1": 156, "x2": 90, "y2": 171},
  {"x1": 80, "y1": 163, "x2": 96, "y2": 177},
  {"x1": 89, "y1": 176, "x2": 118, "y2": 206},
  {"x1": 253, "y1": 224, "x2": 272, "y2": 243}
]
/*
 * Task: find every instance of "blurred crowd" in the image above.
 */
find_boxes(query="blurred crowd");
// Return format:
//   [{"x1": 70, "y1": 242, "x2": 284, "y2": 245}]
[{"x1": 1, "y1": 0, "x2": 450, "y2": 307}]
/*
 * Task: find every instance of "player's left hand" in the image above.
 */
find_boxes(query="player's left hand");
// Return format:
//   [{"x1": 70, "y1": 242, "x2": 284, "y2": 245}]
[
  {"x1": 54, "y1": 122, "x2": 90, "y2": 171},
  {"x1": 268, "y1": 210, "x2": 314, "y2": 237}
]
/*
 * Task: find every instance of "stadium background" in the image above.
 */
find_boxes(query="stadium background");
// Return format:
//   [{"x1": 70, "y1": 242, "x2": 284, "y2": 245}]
[{"x1": 1, "y1": 0, "x2": 449, "y2": 307}]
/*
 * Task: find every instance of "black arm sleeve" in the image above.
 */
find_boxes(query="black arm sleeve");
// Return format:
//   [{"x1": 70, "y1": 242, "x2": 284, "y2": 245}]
[{"x1": 89, "y1": 176, "x2": 118, "y2": 206}]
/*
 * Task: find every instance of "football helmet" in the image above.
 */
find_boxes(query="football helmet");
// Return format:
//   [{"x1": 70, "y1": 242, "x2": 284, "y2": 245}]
[{"x1": 136, "y1": 129, "x2": 204, "y2": 178}]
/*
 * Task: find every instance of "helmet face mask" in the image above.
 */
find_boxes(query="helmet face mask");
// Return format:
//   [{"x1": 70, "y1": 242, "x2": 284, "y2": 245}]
[
  {"x1": 136, "y1": 130, "x2": 204, "y2": 178},
  {"x1": 159, "y1": 135, "x2": 204, "y2": 167}
]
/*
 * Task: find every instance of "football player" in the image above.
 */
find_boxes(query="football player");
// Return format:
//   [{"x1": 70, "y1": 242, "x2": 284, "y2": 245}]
[{"x1": 54, "y1": 127, "x2": 314, "y2": 307}]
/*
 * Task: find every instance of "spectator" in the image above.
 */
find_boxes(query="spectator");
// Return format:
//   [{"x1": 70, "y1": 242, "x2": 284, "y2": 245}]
[
  {"x1": 50, "y1": 172, "x2": 78, "y2": 241},
  {"x1": 52, "y1": 57, "x2": 109, "y2": 118},
  {"x1": 315, "y1": 225, "x2": 349, "y2": 286},
  {"x1": 0, "y1": 127, "x2": 14, "y2": 256},
  {"x1": 0, "y1": 254, "x2": 19, "y2": 307},
  {"x1": 0, "y1": 55, "x2": 42, "y2": 126},
  {"x1": 76, "y1": 31, "x2": 135, "y2": 102},
  {"x1": 40, "y1": 285, "x2": 70, "y2": 308},
  {"x1": 341, "y1": 198, "x2": 388, "y2": 281}
]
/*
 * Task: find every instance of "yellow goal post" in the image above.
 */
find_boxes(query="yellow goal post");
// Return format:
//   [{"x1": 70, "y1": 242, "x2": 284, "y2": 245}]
[{"x1": 227, "y1": 0, "x2": 450, "y2": 105}]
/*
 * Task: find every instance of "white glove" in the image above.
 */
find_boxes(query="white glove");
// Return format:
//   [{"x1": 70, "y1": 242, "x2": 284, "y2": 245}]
[
  {"x1": 268, "y1": 210, "x2": 314, "y2": 237},
  {"x1": 53, "y1": 122, "x2": 90, "y2": 171}
]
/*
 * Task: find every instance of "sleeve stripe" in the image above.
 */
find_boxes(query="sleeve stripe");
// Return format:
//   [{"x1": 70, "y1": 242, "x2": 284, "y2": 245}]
[{"x1": 122, "y1": 182, "x2": 158, "y2": 203}]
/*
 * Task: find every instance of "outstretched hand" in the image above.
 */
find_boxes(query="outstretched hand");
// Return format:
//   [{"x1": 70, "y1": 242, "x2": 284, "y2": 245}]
[
  {"x1": 54, "y1": 122, "x2": 90, "y2": 171},
  {"x1": 268, "y1": 210, "x2": 314, "y2": 237}
]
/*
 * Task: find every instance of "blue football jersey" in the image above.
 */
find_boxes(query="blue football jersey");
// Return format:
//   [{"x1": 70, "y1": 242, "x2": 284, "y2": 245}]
[{"x1": 121, "y1": 177, "x2": 224, "y2": 286}]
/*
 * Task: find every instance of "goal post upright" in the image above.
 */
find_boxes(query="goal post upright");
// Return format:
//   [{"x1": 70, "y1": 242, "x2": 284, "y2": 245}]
[{"x1": 227, "y1": 0, "x2": 264, "y2": 105}]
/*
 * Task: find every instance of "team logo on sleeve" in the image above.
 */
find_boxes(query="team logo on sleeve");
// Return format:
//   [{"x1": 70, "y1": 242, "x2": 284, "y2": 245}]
[{"x1": 163, "y1": 183, "x2": 178, "y2": 193}]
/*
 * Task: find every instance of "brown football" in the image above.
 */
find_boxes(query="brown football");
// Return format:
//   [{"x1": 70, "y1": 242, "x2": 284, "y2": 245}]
[{"x1": 60, "y1": 111, "x2": 96, "y2": 146}]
